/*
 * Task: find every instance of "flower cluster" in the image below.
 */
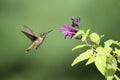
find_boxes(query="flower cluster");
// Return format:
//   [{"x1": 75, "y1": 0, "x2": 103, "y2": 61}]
[
  {"x1": 60, "y1": 17, "x2": 81, "y2": 39},
  {"x1": 71, "y1": 17, "x2": 80, "y2": 29}
]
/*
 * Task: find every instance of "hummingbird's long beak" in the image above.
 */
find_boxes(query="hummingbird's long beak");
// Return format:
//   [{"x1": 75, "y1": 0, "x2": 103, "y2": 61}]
[{"x1": 45, "y1": 30, "x2": 53, "y2": 34}]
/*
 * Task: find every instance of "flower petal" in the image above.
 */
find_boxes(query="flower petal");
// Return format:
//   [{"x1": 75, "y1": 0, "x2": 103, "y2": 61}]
[
  {"x1": 60, "y1": 22, "x2": 79, "y2": 39},
  {"x1": 64, "y1": 33, "x2": 69, "y2": 39},
  {"x1": 63, "y1": 24, "x2": 70, "y2": 28},
  {"x1": 60, "y1": 28, "x2": 66, "y2": 33}
]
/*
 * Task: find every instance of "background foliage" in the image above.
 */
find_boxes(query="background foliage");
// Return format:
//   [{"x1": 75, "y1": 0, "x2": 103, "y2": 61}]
[{"x1": 0, "y1": 0, "x2": 120, "y2": 80}]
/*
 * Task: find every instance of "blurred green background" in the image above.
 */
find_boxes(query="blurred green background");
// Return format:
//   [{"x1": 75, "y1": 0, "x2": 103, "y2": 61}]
[{"x1": 0, "y1": 0, "x2": 120, "y2": 80}]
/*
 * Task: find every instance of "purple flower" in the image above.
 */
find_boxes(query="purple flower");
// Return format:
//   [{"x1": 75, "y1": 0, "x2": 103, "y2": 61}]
[
  {"x1": 71, "y1": 17, "x2": 80, "y2": 29},
  {"x1": 60, "y1": 24, "x2": 77, "y2": 39}
]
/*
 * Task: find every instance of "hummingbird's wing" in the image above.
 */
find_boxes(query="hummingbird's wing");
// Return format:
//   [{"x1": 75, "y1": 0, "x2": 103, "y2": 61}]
[
  {"x1": 22, "y1": 26, "x2": 37, "y2": 41},
  {"x1": 22, "y1": 25, "x2": 36, "y2": 35}
]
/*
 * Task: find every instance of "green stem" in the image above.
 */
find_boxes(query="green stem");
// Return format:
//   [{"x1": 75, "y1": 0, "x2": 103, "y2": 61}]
[
  {"x1": 84, "y1": 40, "x2": 89, "y2": 45},
  {"x1": 117, "y1": 67, "x2": 120, "y2": 71},
  {"x1": 114, "y1": 74, "x2": 120, "y2": 80},
  {"x1": 84, "y1": 40, "x2": 97, "y2": 54}
]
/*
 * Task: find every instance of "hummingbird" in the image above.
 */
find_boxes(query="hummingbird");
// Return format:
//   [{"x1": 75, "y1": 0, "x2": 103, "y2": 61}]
[{"x1": 21, "y1": 25, "x2": 53, "y2": 52}]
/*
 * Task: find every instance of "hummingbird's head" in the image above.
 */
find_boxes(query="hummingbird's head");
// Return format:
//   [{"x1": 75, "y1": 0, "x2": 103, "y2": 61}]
[
  {"x1": 39, "y1": 32, "x2": 46, "y2": 38},
  {"x1": 39, "y1": 30, "x2": 53, "y2": 38}
]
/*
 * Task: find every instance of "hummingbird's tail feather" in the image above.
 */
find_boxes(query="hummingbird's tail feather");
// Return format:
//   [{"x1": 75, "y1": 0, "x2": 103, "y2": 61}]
[
  {"x1": 26, "y1": 48, "x2": 31, "y2": 52},
  {"x1": 25, "y1": 44, "x2": 34, "y2": 53},
  {"x1": 25, "y1": 48, "x2": 31, "y2": 53}
]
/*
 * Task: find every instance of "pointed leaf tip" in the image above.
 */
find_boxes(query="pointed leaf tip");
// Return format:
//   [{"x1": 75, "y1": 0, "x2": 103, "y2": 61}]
[
  {"x1": 72, "y1": 44, "x2": 87, "y2": 51},
  {"x1": 90, "y1": 33, "x2": 100, "y2": 45},
  {"x1": 82, "y1": 29, "x2": 90, "y2": 41},
  {"x1": 95, "y1": 54, "x2": 106, "y2": 76},
  {"x1": 71, "y1": 49, "x2": 93, "y2": 66}
]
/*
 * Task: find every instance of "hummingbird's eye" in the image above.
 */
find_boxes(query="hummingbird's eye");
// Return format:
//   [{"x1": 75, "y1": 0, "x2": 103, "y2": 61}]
[{"x1": 40, "y1": 33, "x2": 45, "y2": 36}]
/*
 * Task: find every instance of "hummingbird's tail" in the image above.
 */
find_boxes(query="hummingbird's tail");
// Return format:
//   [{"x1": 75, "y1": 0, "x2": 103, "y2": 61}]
[
  {"x1": 25, "y1": 44, "x2": 34, "y2": 53},
  {"x1": 25, "y1": 48, "x2": 31, "y2": 53}
]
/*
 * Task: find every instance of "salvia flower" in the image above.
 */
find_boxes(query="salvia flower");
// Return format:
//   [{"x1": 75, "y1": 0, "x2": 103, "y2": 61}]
[
  {"x1": 71, "y1": 17, "x2": 80, "y2": 29},
  {"x1": 60, "y1": 17, "x2": 82, "y2": 39},
  {"x1": 60, "y1": 24, "x2": 77, "y2": 39}
]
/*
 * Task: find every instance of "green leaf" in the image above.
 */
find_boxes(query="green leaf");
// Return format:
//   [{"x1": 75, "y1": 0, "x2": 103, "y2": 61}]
[
  {"x1": 96, "y1": 47, "x2": 112, "y2": 55},
  {"x1": 118, "y1": 67, "x2": 120, "y2": 71},
  {"x1": 106, "y1": 76, "x2": 114, "y2": 80},
  {"x1": 105, "y1": 47, "x2": 112, "y2": 55},
  {"x1": 94, "y1": 47, "x2": 112, "y2": 76},
  {"x1": 104, "y1": 39, "x2": 114, "y2": 47},
  {"x1": 114, "y1": 75, "x2": 120, "y2": 80},
  {"x1": 118, "y1": 57, "x2": 120, "y2": 63},
  {"x1": 113, "y1": 41, "x2": 120, "y2": 46},
  {"x1": 106, "y1": 55, "x2": 117, "y2": 80},
  {"x1": 90, "y1": 33, "x2": 100, "y2": 45},
  {"x1": 113, "y1": 48, "x2": 120, "y2": 63},
  {"x1": 95, "y1": 47, "x2": 116, "y2": 77},
  {"x1": 86, "y1": 55, "x2": 95, "y2": 65},
  {"x1": 72, "y1": 30, "x2": 85, "y2": 39},
  {"x1": 95, "y1": 54, "x2": 106, "y2": 76},
  {"x1": 81, "y1": 29, "x2": 90, "y2": 41},
  {"x1": 113, "y1": 48, "x2": 120, "y2": 56},
  {"x1": 116, "y1": 42, "x2": 120, "y2": 46},
  {"x1": 104, "y1": 39, "x2": 119, "y2": 47},
  {"x1": 100, "y1": 35, "x2": 104, "y2": 38},
  {"x1": 71, "y1": 49, "x2": 93, "y2": 66},
  {"x1": 72, "y1": 29, "x2": 90, "y2": 41},
  {"x1": 94, "y1": 46, "x2": 112, "y2": 76},
  {"x1": 72, "y1": 44, "x2": 87, "y2": 51}
]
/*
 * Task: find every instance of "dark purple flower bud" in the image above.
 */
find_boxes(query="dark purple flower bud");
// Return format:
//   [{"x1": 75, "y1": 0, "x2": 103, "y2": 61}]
[
  {"x1": 71, "y1": 17, "x2": 80, "y2": 29},
  {"x1": 60, "y1": 24, "x2": 77, "y2": 39},
  {"x1": 72, "y1": 17, "x2": 80, "y2": 22},
  {"x1": 75, "y1": 34, "x2": 82, "y2": 40}
]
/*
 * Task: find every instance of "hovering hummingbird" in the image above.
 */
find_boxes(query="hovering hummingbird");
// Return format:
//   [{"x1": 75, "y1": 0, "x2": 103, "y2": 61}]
[{"x1": 21, "y1": 25, "x2": 53, "y2": 52}]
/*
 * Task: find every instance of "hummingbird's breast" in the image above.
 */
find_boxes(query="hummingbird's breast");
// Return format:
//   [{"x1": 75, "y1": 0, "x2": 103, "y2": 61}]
[{"x1": 33, "y1": 37, "x2": 43, "y2": 49}]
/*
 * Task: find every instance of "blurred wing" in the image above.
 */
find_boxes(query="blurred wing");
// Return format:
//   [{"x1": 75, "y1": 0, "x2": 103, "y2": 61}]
[
  {"x1": 22, "y1": 31, "x2": 37, "y2": 41},
  {"x1": 22, "y1": 26, "x2": 37, "y2": 41},
  {"x1": 22, "y1": 25, "x2": 35, "y2": 35}
]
